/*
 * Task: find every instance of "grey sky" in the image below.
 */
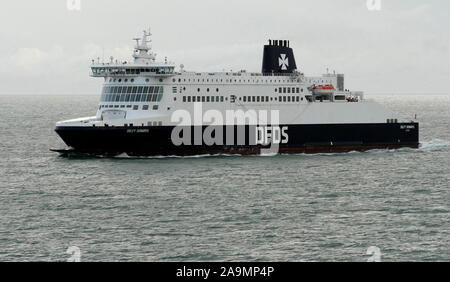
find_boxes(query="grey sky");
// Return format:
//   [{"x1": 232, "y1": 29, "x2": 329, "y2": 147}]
[{"x1": 0, "y1": 0, "x2": 449, "y2": 95}]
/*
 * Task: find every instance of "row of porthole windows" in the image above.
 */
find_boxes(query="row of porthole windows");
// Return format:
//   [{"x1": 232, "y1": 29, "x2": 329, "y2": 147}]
[
  {"x1": 275, "y1": 87, "x2": 303, "y2": 94},
  {"x1": 176, "y1": 86, "x2": 303, "y2": 94},
  {"x1": 109, "y1": 78, "x2": 164, "y2": 83},
  {"x1": 99, "y1": 104, "x2": 159, "y2": 110},
  {"x1": 181, "y1": 95, "x2": 303, "y2": 103},
  {"x1": 108, "y1": 77, "x2": 301, "y2": 84},
  {"x1": 182, "y1": 96, "x2": 227, "y2": 103},
  {"x1": 110, "y1": 78, "x2": 135, "y2": 83},
  {"x1": 240, "y1": 95, "x2": 303, "y2": 103},
  {"x1": 196, "y1": 88, "x2": 220, "y2": 93},
  {"x1": 173, "y1": 78, "x2": 300, "y2": 83}
]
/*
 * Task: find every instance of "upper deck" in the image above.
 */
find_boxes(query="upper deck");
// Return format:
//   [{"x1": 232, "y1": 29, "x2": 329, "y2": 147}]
[{"x1": 91, "y1": 63, "x2": 175, "y2": 77}]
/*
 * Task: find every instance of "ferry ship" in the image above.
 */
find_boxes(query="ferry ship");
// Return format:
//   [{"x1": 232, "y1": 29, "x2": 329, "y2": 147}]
[{"x1": 53, "y1": 29, "x2": 419, "y2": 156}]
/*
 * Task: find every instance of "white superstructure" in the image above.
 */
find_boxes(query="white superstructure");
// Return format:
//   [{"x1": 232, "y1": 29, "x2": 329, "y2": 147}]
[{"x1": 57, "y1": 29, "x2": 398, "y2": 129}]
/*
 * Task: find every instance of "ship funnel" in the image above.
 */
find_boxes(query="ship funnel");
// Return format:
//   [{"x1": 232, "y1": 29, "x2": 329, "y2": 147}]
[{"x1": 262, "y1": 39, "x2": 297, "y2": 74}]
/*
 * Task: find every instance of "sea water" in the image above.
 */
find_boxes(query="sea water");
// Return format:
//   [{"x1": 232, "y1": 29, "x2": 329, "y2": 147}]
[{"x1": 0, "y1": 94, "x2": 448, "y2": 261}]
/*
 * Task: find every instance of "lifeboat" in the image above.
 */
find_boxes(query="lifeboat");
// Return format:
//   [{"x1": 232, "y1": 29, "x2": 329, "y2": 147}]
[{"x1": 312, "y1": 84, "x2": 335, "y2": 95}]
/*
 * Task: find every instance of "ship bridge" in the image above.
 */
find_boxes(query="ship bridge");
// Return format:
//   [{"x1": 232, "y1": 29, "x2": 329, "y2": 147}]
[
  {"x1": 91, "y1": 63, "x2": 175, "y2": 77},
  {"x1": 90, "y1": 28, "x2": 175, "y2": 78}
]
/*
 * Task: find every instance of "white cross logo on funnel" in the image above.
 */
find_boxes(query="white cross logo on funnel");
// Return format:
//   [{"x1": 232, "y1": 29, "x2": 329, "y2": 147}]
[{"x1": 279, "y1": 54, "x2": 289, "y2": 70}]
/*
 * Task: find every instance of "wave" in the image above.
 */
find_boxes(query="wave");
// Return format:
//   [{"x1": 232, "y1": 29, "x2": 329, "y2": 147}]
[
  {"x1": 296, "y1": 139, "x2": 450, "y2": 156},
  {"x1": 418, "y1": 139, "x2": 450, "y2": 151},
  {"x1": 113, "y1": 153, "x2": 244, "y2": 159},
  {"x1": 99, "y1": 139, "x2": 450, "y2": 160},
  {"x1": 297, "y1": 140, "x2": 450, "y2": 156}
]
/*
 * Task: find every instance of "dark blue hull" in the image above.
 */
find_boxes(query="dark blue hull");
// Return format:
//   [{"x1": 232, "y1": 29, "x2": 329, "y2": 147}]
[{"x1": 54, "y1": 123, "x2": 419, "y2": 156}]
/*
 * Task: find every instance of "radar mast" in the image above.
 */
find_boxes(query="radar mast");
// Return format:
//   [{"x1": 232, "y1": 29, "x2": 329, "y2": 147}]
[{"x1": 132, "y1": 28, "x2": 156, "y2": 63}]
